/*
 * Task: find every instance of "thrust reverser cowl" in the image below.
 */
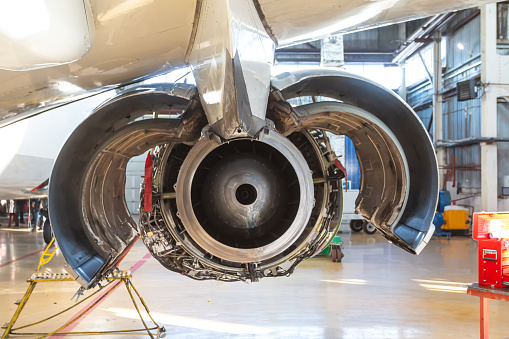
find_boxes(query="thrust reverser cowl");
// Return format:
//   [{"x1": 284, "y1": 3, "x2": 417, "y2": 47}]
[{"x1": 269, "y1": 69, "x2": 438, "y2": 254}]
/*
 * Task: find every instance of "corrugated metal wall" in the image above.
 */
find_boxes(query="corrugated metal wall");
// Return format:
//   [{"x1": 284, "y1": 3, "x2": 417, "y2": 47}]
[
  {"x1": 343, "y1": 25, "x2": 399, "y2": 51},
  {"x1": 406, "y1": 43, "x2": 434, "y2": 138},
  {"x1": 407, "y1": 14, "x2": 482, "y2": 194},
  {"x1": 443, "y1": 15, "x2": 482, "y2": 194},
  {"x1": 445, "y1": 18, "x2": 481, "y2": 86}
]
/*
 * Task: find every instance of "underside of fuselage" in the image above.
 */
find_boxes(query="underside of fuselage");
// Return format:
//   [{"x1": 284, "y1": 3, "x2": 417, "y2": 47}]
[{"x1": 0, "y1": 0, "x2": 496, "y2": 126}]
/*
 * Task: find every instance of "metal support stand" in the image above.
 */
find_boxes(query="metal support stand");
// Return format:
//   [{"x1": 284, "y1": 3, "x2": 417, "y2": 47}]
[
  {"x1": 1, "y1": 271, "x2": 165, "y2": 339},
  {"x1": 466, "y1": 283, "x2": 509, "y2": 339}
]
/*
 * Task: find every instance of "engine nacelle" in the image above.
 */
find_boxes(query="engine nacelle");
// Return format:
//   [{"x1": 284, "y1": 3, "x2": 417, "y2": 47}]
[{"x1": 49, "y1": 70, "x2": 437, "y2": 288}]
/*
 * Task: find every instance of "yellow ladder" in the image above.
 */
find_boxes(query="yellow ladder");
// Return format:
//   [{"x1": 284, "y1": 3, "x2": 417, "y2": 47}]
[
  {"x1": 37, "y1": 237, "x2": 58, "y2": 272},
  {"x1": 2, "y1": 242, "x2": 165, "y2": 339}
]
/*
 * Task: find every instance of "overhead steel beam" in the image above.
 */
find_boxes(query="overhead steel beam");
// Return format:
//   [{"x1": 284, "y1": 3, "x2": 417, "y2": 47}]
[{"x1": 393, "y1": 13, "x2": 455, "y2": 64}]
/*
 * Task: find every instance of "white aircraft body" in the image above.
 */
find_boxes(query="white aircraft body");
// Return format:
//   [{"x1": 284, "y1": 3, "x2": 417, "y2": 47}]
[
  {"x1": 0, "y1": 91, "x2": 114, "y2": 198},
  {"x1": 0, "y1": 0, "x2": 494, "y2": 288}
]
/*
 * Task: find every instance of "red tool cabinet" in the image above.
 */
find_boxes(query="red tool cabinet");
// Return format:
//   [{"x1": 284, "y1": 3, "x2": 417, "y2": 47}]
[{"x1": 473, "y1": 212, "x2": 509, "y2": 288}]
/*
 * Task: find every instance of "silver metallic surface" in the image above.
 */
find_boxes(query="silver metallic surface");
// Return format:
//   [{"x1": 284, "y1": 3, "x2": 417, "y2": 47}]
[
  {"x1": 269, "y1": 69, "x2": 438, "y2": 255},
  {"x1": 256, "y1": 0, "x2": 497, "y2": 45},
  {"x1": 49, "y1": 83, "x2": 204, "y2": 287},
  {"x1": 175, "y1": 129, "x2": 313, "y2": 263},
  {"x1": 293, "y1": 101, "x2": 410, "y2": 231},
  {"x1": 189, "y1": 0, "x2": 275, "y2": 138},
  {"x1": 201, "y1": 156, "x2": 280, "y2": 235},
  {"x1": 138, "y1": 128, "x2": 343, "y2": 282},
  {"x1": 301, "y1": 130, "x2": 344, "y2": 256}
]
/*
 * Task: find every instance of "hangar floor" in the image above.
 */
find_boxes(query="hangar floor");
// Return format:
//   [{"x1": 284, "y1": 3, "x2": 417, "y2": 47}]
[{"x1": 0, "y1": 223, "x2": 508, "y2": 339}]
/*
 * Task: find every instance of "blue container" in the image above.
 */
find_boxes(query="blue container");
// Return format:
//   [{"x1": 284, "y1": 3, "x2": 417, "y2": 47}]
[{"x1": 438, "y1": 190, "x2": 451, "y2": 213}]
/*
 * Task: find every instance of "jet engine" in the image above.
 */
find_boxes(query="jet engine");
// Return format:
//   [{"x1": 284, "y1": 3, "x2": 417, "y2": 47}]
[{"x1": 49, "y1": 70, "x2": 438, "y2": 288}]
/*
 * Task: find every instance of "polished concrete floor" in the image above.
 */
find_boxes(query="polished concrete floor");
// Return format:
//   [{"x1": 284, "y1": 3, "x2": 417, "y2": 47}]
[{"x1": 1, "y1": 222, "x2": 508, "y2": 338}]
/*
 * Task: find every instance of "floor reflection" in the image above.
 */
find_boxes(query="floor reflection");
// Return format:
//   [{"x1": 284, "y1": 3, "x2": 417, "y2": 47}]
[{"x1": 0, "y1": 222, "x2": 508, "y2": 338}]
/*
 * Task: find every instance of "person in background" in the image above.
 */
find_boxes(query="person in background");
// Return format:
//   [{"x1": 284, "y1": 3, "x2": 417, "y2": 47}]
[
  {"x1": 7, "y1": 200, "x2": 18, "y2": 227},
  {"x1": 38, "y1": 198, "x2": 48, "y2": 230},
  {"x1": 15, "y1": 199, "x2": 26, "y2": 225},
  {"x1": 0, "y1": 200, "x2": 5, "y2": 226},
  {"x1": 0, "y1": 200, "x2": 6, "y2": 216},
  {"x1": 30, "y1": 198, "x2": 41, "y2": 233}
]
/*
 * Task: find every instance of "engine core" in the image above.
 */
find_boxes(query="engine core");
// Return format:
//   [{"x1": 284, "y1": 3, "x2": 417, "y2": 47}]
[
  {"x1": 137, "y1": 128, "x2": 343, "y2": 282},
  {"x1": 175, "y1": 130, "x2": 314, "y2": 263}
]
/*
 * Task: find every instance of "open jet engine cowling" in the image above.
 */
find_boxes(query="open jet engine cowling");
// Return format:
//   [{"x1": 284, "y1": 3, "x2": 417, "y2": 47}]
[{"x1": 49, "y1": 70, "x2": 437, "y2": 288}]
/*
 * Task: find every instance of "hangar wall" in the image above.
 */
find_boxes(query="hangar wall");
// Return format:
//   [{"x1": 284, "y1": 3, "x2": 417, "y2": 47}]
[
  {"x1": 403, "y1": 4, "x2": 509, "y2": 212},
  {"x1": 408, "y1": 13, "x2": 483, "y2": 198}
]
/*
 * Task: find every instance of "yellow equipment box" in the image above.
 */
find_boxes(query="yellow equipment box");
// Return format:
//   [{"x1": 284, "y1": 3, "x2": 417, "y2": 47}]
[{"x1": 443, "y1": 206, "x2": 470, "y2": 230}]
